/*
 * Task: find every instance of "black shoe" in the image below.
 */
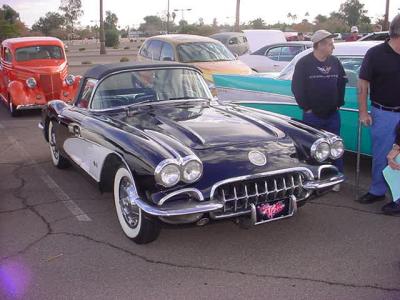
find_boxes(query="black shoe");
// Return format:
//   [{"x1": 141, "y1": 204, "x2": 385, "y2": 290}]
[
  {"x1": 357, "y1": 193, "x2": 385, "y2": 204},
  {"x1": 382, "y1": 200, "x2": 400, "y2": 215}
]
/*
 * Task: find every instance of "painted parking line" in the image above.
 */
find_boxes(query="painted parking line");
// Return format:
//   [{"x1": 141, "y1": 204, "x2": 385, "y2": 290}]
[{"x1": 6, "y1": 134, "x2": 91, "y2": 222}]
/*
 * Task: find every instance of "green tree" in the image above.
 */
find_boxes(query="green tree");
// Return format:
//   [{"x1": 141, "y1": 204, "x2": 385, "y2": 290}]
[
  {"x1": 138, "y1": 15, "x2": 163, "y2": 34},
  {"x1": 248, "y1": 18, "x2": 266, "y2": 29},
  {"x1": 32, "y1": 12, "x2": 65, "y2": 36},
  {"x1": 59, "y1": 0, "x2": 83, "y2": 33},
  {"x1": 0, "y1": 5, "x2": 23, "y2": 40},
  {"x1": 314, "y1": 14, "x2": 328, "y2": 24},
  {"x1": 105, "y1": 10, "x2": 118, "y2": 30},
  {"x1": 339, "y1": 0, "x2": 369, "y2": 26}
]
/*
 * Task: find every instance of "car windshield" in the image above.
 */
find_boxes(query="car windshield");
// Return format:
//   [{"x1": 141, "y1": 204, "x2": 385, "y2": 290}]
[
  {"x1": 15, "y1": 45, "x2": 64, "y2": 61},
  {"x1": 177, "y1": 42, "x2": 235, "y2": 63},
  {"x1": 90, "y1": 68, "x2": 212, "y2": 110}
]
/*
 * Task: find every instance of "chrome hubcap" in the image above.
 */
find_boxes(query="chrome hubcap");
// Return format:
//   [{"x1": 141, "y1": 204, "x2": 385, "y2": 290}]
[{"x1": 119, "y1": 176, "x2": 140, "y2": 228}]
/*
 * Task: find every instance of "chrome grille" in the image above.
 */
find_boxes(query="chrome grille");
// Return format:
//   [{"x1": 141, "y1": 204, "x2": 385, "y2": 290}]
[
  {"x1": 40, "y1": 73, "x2": 62, "y2": 100},
  {"x1": 212, "y1": 172, "x2": 308, "y2": 218}
]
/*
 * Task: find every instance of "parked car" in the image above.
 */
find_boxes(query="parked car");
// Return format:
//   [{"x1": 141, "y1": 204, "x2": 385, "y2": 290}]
[
  {"x1": 242, "y1": 29, "x2": 286, "y2": 53},
  {"x1": 210, "y1": 32, "x2": 249, "y2": 56},
  {"x1": 0, "y1": 37, "x2": 81, "y2": 116},
  {"x1": 137, "y1": 34, "x2": 252, "y2": 91},
  {"x1": 215, "y1": 41, "x2": 383, "y2": 156},
  {"x1": 358, "y1": 31, "x2": 389, "y2": 41},
  {"x1": 239, "y1": 41, "x2": 312, "y2": 72},
  {"x1": 39, "y1": 62, "x2": 345, "y2": 244}
]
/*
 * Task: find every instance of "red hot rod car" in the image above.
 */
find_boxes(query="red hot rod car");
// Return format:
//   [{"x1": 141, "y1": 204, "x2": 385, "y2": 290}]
[{"x1": 0, "y1": 37, "x2": 81, "y2": 116}]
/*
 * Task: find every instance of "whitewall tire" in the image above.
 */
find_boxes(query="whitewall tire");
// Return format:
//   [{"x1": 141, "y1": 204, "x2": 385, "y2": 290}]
[
  {"x1": 48, "y1": 121, "x2": 69, "y2": 169},
  {"x1": 113, "y1": 166, "x2": 160, "y2": 244}
]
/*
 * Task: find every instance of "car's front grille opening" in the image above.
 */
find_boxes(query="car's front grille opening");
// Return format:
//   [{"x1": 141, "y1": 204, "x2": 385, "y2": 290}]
[{"x1": 213, "y1": 172, "x2": 308, "y2": 217}]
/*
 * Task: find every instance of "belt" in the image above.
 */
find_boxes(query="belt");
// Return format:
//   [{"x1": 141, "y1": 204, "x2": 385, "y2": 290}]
[{"x1": 372, "y1": 102, "x2": 400, "y2": 113}]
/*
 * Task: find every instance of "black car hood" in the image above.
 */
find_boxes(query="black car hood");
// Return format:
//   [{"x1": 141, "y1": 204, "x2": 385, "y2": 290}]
[{"x1": 109, "y1": 101, "x2": 285, "y2": 150}]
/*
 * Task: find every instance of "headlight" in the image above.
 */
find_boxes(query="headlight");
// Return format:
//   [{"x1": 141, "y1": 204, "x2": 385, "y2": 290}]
[
  {"x1": 155, "y1": 159, "x2": 181, "y2": 187},
  {"x1": 65, "y1": 74, "x2": 75, "y2": 86},
  {"x1": 26, "y1": 77, "x2": 37, "y2": 89},
  {"x1": 182, "y1": 158, "x2": 203, "y2": 183},
  {"x1": 330, "y1": 138, "x2": 344, "y2": 159},
  {"x1": 311, "y1": 139, "x2": 331, "y2": 162}
]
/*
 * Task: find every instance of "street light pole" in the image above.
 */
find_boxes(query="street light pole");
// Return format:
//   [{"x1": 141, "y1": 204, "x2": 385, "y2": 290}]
[
  {"x1": 384, "y1": 0, "x2": 390, "y2": 30},
  {"x1": 167, "y1": 0, "x2": 170, "y2": 34},
  {"x1": 234, "y1": 0, "x2": 240, "y2": 32},
  {"x1": 99, "y1": 0, "x2": 106, "y2": 54}
]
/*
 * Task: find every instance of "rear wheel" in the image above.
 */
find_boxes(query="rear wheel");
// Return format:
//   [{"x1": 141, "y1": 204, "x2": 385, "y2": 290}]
[
  {"x1": 48, "y1": 121, "x2": 70, "y2": 169},
  {"x1": 113, "y1": 166, "x2": 160, "y2": 244}
]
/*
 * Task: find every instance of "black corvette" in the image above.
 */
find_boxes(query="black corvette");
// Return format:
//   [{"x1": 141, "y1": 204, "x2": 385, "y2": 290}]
[{"x1": 39, "y1": 62, "x2": 345, "y2": 244}]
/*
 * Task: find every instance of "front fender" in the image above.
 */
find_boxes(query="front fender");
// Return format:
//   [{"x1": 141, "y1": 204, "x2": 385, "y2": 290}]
[{"x1": 8, "y1": 81, "x2": 29, "y2": 105}]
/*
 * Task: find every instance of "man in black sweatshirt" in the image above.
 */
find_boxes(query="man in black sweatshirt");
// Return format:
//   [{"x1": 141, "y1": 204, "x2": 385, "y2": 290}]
[{"x1": 291, "y1": 30, "x2": 347, "y2": 191}]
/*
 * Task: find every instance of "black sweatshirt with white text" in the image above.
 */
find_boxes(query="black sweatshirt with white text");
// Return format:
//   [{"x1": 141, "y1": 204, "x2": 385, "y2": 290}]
[{"x1": 291, "y1": 52, "x2": 347, "y2": 118}]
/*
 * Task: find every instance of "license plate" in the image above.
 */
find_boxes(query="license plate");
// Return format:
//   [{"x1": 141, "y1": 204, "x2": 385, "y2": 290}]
[{"x1": 255, "y1": 198, "x2": 291, "y2": 223}]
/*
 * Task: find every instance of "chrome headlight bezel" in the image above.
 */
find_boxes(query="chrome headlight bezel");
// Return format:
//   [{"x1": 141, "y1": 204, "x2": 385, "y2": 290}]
[
  {"x1": 154, "y1": 159, "x2": 181, "y2": 188},
  {"x1": 65, "y1": 74, "x2": 75, "y2": 86},
  {"x1": 181, "y1": 156, "x2": 203, "y2": 183},
  {"x1": 26, "y1": 77, "x2": 37, "y2": 89},
  {"x1": 329, "y1": 137, "x2": 345, "y2": 159},
  {"x1": 310, "y1": 138, "x2": 331, "y2": 162}
]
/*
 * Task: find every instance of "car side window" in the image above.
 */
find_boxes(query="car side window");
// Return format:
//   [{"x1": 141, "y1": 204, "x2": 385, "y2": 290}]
[
  {"x1": 139, "y1": 40, "x2": 150, "y2": 58},
  {"x1": 279, "y1": 46, "x2": 303, "y2": 62},
  {"x1": 338, "y1": 57, "x2": 364, "y2": 87},
  {"x1": 160, "y1": 42, "x2": 174, "y2": 61},
  {"x1": 229, "y1": 37, "x2": 239, "y2": 45},
  {"x1": 76, "y1": 78, "x2": 97, "y2": 109},
  {"x1": 147, "y1": 40, "x2": 162, "y2": 60},
  {"x1": 265, "y1": 47, "x2": 281, "y2": 61},
  {"x1": 4, "y1": 47, "x2": 12, "y2": 62}
]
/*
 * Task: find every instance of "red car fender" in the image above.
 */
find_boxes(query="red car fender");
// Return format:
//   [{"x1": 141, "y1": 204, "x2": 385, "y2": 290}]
[{"x1": 8, "y1": 80, "x2": 29, "y2": 105}]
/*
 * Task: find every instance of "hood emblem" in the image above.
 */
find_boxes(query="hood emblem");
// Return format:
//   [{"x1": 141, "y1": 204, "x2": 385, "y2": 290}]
[{"x1": 248, "y1": 151, "x2": 267, "y2": 166}]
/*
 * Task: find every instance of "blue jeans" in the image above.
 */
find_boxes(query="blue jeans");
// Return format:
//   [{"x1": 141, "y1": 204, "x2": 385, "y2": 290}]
[
  {"x1": 369, "y1": 107, "x2": 400, "y2": 196},
  {"x1": 302, "y1": 111, "x2": 344, "y2": 173}
]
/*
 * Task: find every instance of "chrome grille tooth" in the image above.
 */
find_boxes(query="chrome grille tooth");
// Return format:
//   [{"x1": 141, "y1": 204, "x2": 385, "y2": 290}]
[
  {"x1": 244, "y1": 185, "x2": 249, "y2": 209},
  {"x1": 233, "y1": 186, "x2": 238, "y2": 212},
  {"x1": 222, "y1": 189, "x2": 226, "y2": 212}
]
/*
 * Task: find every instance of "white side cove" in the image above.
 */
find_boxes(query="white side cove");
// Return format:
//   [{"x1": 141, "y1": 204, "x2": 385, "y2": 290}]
[
  {"x1": 216, "y1": 87, "x2": 297, "y2": 105},
  {"x1": 64, "y1": 137, "x2": 113, "y2": 182}
]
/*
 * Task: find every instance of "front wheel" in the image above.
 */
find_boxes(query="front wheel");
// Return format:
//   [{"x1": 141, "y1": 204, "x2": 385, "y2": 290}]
[
  {"x1": 48, "y1": 121, "x2": 70, "y2": 169},
  {"x1": 113, "y1": 167, "x2": 160, "y2": 244}
]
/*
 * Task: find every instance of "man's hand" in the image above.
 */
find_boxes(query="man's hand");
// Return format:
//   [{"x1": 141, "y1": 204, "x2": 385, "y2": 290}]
[
  {"x1": 387, "y1": 150, "x2": 400, "y2": 170},
  {"x1": 359, "y1": 111, "x2": 372, "y2": 126}
]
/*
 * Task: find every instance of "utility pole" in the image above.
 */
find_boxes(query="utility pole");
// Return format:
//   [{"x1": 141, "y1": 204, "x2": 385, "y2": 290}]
[
  {"x1": 99, "y1": 0, "x2": 106, "y2": 55},
  {"x1": 167, "y1": 0, "x2": 170, "y2": 34},
  {"x1": 384, "y1": 0, "x2": 390, "y2": 31},
  {"x1": 234, "y1": 0, "x2": 240, "y2": 32}
]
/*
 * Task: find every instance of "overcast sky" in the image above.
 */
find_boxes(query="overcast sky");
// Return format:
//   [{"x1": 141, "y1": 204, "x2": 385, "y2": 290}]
[{"x1": 4, "y1": 0, "x2": 400, "y2": 28}]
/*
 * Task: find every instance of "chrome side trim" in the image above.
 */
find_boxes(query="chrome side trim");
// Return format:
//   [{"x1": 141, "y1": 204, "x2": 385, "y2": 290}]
[
  {"x1": 38, "y1": 122, "x2": 44, "y2": 130},
  {"x1": 210, "y1": 167, "x2": 314, "y2": 201},
  {"x1": 158, "y1": 188, "x2": 204, "y2": 206}
]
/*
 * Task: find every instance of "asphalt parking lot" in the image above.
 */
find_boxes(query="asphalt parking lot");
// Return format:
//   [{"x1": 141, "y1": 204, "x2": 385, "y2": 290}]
[{"x1": 0, "y1": 104, "x2": 399, "y2": 300}]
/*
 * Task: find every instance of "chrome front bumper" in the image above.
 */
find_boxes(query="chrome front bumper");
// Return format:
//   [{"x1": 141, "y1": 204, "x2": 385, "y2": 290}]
[{"x1": 134, "y1": 168, "x2": 345, "y2": 218}]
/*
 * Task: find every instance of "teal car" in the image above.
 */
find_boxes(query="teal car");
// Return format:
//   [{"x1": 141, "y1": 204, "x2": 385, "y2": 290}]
[{"x1": 214, "y1": 41, "x2": 382, "y2": 156}]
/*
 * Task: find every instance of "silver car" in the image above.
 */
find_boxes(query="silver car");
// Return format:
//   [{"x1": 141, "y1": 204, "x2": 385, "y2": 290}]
[{"x1": 210, "y1": 32, "x2": 249, "y2": 56}]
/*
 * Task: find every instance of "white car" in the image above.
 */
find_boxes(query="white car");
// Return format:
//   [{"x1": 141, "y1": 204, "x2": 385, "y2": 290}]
[
  {"x1": 278, "y1": 41, "x2": 382, "y2": 86},
  {"x1": 239, "y1": 41, "x2": 312, "y2": 73}
]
